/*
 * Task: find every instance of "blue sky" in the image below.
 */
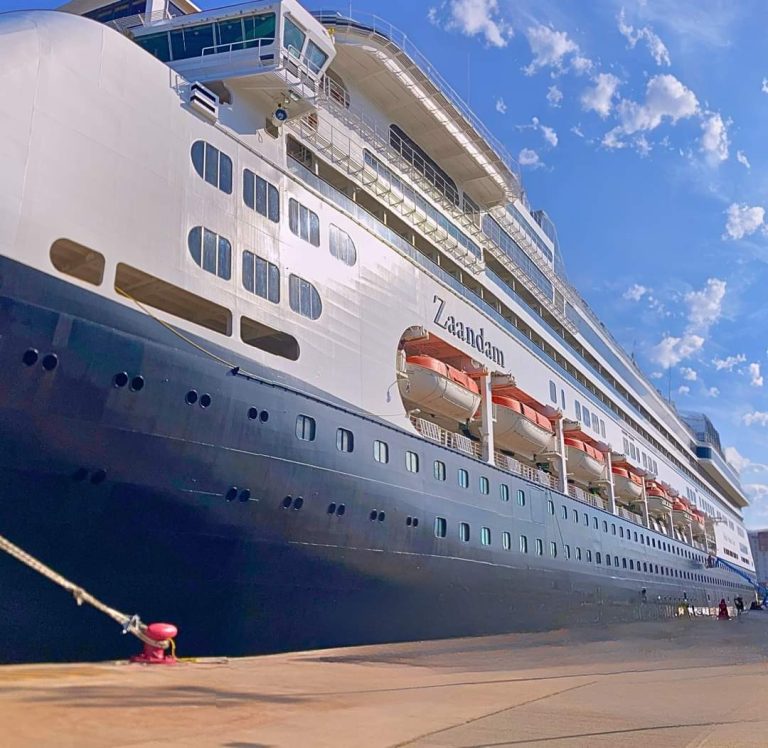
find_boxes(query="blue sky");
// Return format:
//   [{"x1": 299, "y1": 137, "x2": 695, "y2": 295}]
[{"x1": 5, "y1": 0, "x2": 768, "y2": 526}]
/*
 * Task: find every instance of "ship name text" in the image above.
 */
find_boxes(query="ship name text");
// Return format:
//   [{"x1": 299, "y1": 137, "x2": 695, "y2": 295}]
[{"x1": 433, "y1": 295, "x2": 505, "y2": 367}]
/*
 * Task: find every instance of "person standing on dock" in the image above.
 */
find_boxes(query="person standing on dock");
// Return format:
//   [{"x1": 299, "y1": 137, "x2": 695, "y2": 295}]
[{"x1": 718, "y1": 599, "x2": 730, "y2": 620}]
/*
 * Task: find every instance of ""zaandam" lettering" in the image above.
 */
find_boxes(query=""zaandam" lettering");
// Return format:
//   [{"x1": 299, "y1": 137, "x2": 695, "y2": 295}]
[{"x1": 433, "y1": 295, "x2": 505, "y2": 367}]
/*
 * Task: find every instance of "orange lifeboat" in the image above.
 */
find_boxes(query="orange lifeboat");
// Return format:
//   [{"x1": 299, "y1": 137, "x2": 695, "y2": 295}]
[
  {"x1": 611, "y1": 467, "x2": 643, "y2": 503},
  {"x1": 691, "y1": 509, "x2": 707, "y2": 538},
  {"x1": 486, "y1": 394, "x2": 554, "y2": 458},
  {"x1": 564, "y1": 437, "x2": 605, "y2": 483},
  {"x1": 672, "y1": 498, "x2": 692, "y2": 527},
  {"x1": 645, "y1": 481, "x2": 672, "y2": 516},
  {"x1": 399, "y1": 355, "x2": 481, "y2": 423}
]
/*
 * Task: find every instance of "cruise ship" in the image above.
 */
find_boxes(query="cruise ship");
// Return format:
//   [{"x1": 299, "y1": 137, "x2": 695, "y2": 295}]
[{"x1": 0, "y1": 0, "x2": 758, "y2": 663}]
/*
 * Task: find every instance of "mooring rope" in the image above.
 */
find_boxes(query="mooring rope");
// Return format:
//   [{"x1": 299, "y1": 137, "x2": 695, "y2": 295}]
[{"x1": 0, "y1": 532, "x2": 170, "y2": 650}]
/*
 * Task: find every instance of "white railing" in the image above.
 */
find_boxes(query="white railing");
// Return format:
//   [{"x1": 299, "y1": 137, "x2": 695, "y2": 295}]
[
  {"x1": 617, "y1": 506, "x2": 644, "y2": 526},
  {"x1": 494, "y1": 451, "x2": 558, "y2": 490},
  {"x1": 410, "y1": 416, "x2": 481, "y2": 460}
]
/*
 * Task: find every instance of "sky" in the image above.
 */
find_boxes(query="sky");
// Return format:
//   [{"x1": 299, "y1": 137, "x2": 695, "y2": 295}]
[{"x1": 4, "y1": 0, "x2": 768, "y2": 526}]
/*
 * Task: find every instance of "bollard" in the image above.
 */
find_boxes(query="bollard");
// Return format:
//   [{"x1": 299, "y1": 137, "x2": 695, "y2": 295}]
[{"x1": 130, "y1": 622, "x2": 178, "y2": 664}]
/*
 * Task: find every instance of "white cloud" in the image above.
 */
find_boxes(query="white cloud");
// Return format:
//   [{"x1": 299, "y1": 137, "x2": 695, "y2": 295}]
[
  {"x1": 743, "y1": 411, "x2": 768, "y2": 427},
  {"x1": 623, "y1": 283, "x2": 648, "y2": 301},
  {"x1": 749, "y1": 362, "x2": 764, "y2": 387},
  {"x1": 604, "y1": 74, "x2": 699, "y2": 149},
  {"x1": 726, "y1": 446, "x2": 768, "y2": 474},
  {"x1": 700, "y1": 112, "x2": 729, "y2": 164},
  {"x1": 678, "y1": 385, "x2": 690, "y2": 395},
  {"x1": 495, "y1": 97, "x2": 507, "y2": 114},
  {"x1": 440, "y1": 0, "x2": 511, "y2": 47},
  {"x1": 649, "y1": 278, "x2": 725, "y2": 368},
  {"x1": 581, "y1": 73, "x2": 621, "y2": 118},
  {"x1": 712, "y1": 353, "x2": 746, "y2": 371},
  {"x1": 524, "y1": 25, "x2": 587, "y2": 75},
  {"x1": 650, "y1": 371, "x2": 663, "y2": 380},
  {"x1": 762, "y1": 78, "x2": 768, "y2": 94},
  {"x1": 541, "y1": 124, "x2": 558, "y2": 147},
  {"x1": 736, "y1": 150, "x2": 751, "y2": 169},
  {"x1": 571, "y1": 125, "x2": 584, "y2": 138},
  {"x1": 617, "y1": 9, "x2": 671, "y2": 66},
  {"x1": 704, "y1": 386, "x2": 720, "y2": 398},
  {"x1": 685, "y1": 278, "x2": 726, "y2": 330},
  {"x1": 680, "y1": 367, "x2": 698, "y2": 381},
  {"x1": 519, "y1": 147, "x2": 543, "y2": 168},
  {"x1": 547, "y1": 85, "x2": 563, "y2": 107},
  {"x1": 723, "y1": 203, "x2": 765, "y2": 240},
  {"x1": 745, "y1": 483, "x2": 768, "y2": 503}
]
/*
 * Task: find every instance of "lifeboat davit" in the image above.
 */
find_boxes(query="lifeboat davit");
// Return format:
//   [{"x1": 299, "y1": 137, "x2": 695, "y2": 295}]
[
  {"x1": 564, "y1": 438, "x2": 605, "y2": 483},
  {"x1": 611, "y1": 467, "x2": 643, "y2": 503},
  {"x1": 645, "y1": 482, "x2": 672, "y2": 516},
  {"x1": 399, "y1": 355, "x2": 481, "y2": 423},
  {"x1": 489, "y1": 395, "x2": 554, "y2": 458}
]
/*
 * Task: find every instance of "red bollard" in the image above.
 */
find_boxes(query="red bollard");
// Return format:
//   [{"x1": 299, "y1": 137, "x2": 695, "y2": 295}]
[{"x1": 130, "y1": 622, "x2": 178, "y2": 664}]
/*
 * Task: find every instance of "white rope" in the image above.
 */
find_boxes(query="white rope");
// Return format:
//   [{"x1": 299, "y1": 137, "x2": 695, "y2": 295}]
[{"x1": 0, "y1": 532, "x2": 170, "y2": 650}]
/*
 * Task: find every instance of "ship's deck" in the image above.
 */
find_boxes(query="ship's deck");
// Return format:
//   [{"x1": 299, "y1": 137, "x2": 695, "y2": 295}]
[{"x1": 3, "y1": 615, "x2": 768, "y2": 746}]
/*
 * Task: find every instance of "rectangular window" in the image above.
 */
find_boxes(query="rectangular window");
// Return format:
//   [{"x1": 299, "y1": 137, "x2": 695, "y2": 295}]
[
  {"x1": 288, "y1": 198, "x2": 320, "y2": 245},
  {"x1": 576, "y1": 547, "x2": 582, "y2": 561},
  {"x1": 295, "y1": 414, "x2": 315, "y2": 441},
  {"x1": 583, "y1": 513, "x2": 588, "y2": 526},
  {"x1": 458, "y1": 468, "x2": 469, "y2": 489},
  {"x1": 600, "y1": 419, "x2": 605, "y2": 438},
  {"x1": 550, "y1": 541, "x2": 557, "y2": 558},
  {"x1": 519, "y1": 535, "x2": 528, "y2": 553},
  {"x1": 242, "y1": 252, "x2": 280, "y2": 303},
  {"x1": 329, "y1": 224, "x2": 357, "y2": 266},
  {"x1": 459, "y1": 522, "x2": 470, "y2": 542},
  {"x1": 288, "y1": 274, "x2": 322, "y2": 320},
  {"x1": 433, "y1": 460, "x2": 446, "y2": 481},
  {"x1": 596, "y1": 552, "x2": 602, "y2": 564},
  {"x1": 565, "y1": 544, "x2": 571, "y2": 560},
  {"x1": 373, "y1": 440, "x2": 389, "y2": 464},
  {"x1": 549, "y1": 380, "x2": 557, "y2": 403},
  {"x1": 481, "y1": 527, "x2": 491, "y2": 546},
  {"x1": 536, "y1": 538, "x2": 544, "y2": 556},
  {"x1": 587, "y1": 549, "x2": 593, "y2": 562},
  {"x1": 606, "y1": 554, "x2": 611, "y2": 566},
  {"x1": 547, "y1": 500, "x2": 555, "y2": 515},
  {"x1": 405, "y1": 451, "x2": 419, "y2": 473},
  {"x1": 593, "y1": 517, "x2": 598, "y2": 529},
  {"x1": 243, "y1": 170, "x2": 280, "y2": 222},
  {"x1": 575, "y1": 400, "x2": 581, "y2": 421},
  {"x1": 502, "y1": 531, "x2": 511, "y2": 550},
  {"x1": 582, "y1": 405, "x2": 590, "y2": 426},
  {"x1": 500, "y1": 483, "x2": 509, "y2": 502},
  {"x1": 435, "y1": 517, "x2": 447, "y2": 538},
  {"x1": 516, "y1": 489, "x2": 526, "y2": 506},
  {"x1": 336, "y1": 428, "x2": 354, "y2": 453},
  {"x1": 591, "y1": 413, "x2": 599, "y2": 430},
  {"x1": 479, "y1": 476, "x2": 490, "y2": 495},
  {"x1": 561, "y1": 505, "x2": 568, "y2": 520},
  {"x1": 622, "y1": 558, "x2": 627, "y2": 569},
  {"x1": 561, "y1": 389, "x2": 566, "y2": 409},
  {"x1": 611, "y1": 523, "x2": 616, "y2": 535}
]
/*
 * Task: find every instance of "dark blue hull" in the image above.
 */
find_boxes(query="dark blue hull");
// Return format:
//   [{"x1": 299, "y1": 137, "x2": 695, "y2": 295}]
[{"x1": 0, "y1": 257, "x2": 745, "y2": 663}]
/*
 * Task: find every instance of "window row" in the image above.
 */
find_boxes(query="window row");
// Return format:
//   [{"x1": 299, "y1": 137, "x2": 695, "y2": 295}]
[{"x1": 574, "y1": 399, "x2": 606, "y2": 439}]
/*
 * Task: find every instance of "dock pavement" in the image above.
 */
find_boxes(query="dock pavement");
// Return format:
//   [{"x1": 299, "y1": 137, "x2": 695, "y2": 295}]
[{"x1": 2, "y1": 613, "x2": 768, "y2": 747}]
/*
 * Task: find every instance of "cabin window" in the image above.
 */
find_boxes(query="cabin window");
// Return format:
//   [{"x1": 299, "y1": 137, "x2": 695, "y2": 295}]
[
  {"x1": 575, "y1": 401, "x2": 582, "y2": 421},
  {"x1": 550, "y1": 541, "x2": 557, "y2": 558},
  {"x1": 561, "y1": 505, "x2": 568, "y2": 520},
  {"x1": 458, "y1": 468, "x2": 469, "y2": 489},
  {"x1": 519, "y1": 535, "x2": 528, "y2": 553},
  {"x1": 336, "y1": 428, "x2": 354, "y2": 453},
  {"x1": 459, "y1": 522, "x2": 470, "y2": 542},
  {"x1": 481, "y1": 527, "x2": 491, "y2": 546},
  {"x1": 593, "y1": 517, "x2": 598, "y2": 529},
  {"x1": 500, "y1": 484, "x2": 510, "y2": 502},
  {"x1": 435, "y1": 517, "x2": 447, "y2": 538},
  {"x1": 243, "y1": 170, "x2": 280, "y2": 222},
  {"x1": 405, "y1": 451, "x2": 419, "y2": 473},
  {"x1": 612, "y1": 523, "x2": 616, "y2": 535},
  {"x1": 583, "y1": 512, "x2": 588, "y2": 526},
  {"x1": 288, "y1": 198, "x2": 320, "y2": 246},
  {"x1": 433, "y1": 460, "x2": 446, "y2": 481},
  {"x1": 50, "y1": 239, "x2": 105, "y2": 286},
  {"x1": 329, "y1": 224, "x2": 357, "y2": 266},
  {"x1": 549, "y1": 380, "x2": 557, "y2": 403},
  {"x1": 283, "y1": 17, "x2": 306, "y2": 57},
  {"x1": 295, "y1": 414, "x2": 316, "y2": 441},
  {"x1": 85, "y1": 0, "x2": 146, "y2": 23},
  {"x1": 591, "y1": 413, "x2": 599, "y2": 431},
  {"x1": 620, "y1": 527, "x2": 624, "y2": 539},
  {"x1": 596, "y1": 552, "x2": 602, "y2": 564},
  {"x1": 242, "y1": 252, "x2": 280, "y2": 303},
  {"x1": 305, "y1": 40, "x2": 328, "y2": 74},
  {"x1": 188, "y1": 227, "x2": 231, "y2": 280},
  {"x1": 373, "y1": 440, "x2": 389, "y2": 464},
  {"x1": 502, "y1": 532, "x2": 511, "y2": 550},
  {"x1": 576, "y1": 547, "x2": 582, "y2": 561},
  {"x1": 547, "y1": 500, "x2": 555, "y2": 515},
  {"x1": 600, "y1": 419, "x2": 606, "y2": 438},
  {"x1": 603, "y1": 520, "x2": 608, "y2": 532},
  {"x1": 629, "y1": 559, "x2": 634, "y2": 570},
  {"x1": 623, "y1": 437, "x2": 629, "y2": 453},
  {"x1": 565, "y1": 544, "x2": 571, "y2": 560},
  {"x1": 622, "y1": 557, "x2": 627, "y2": 569},
  {"x1": 516, "y1": 489, "x2": 526, "y2": 506},
  {"x1": 240, "y1": 317, "x2": 299, "y2": 360},
  {"x1": 587, "y1": 550, "x2": 593, "y2": 562},
  {"x1": 288, "y1": 274, "x2": 322, "y2": 320},
  {"x1": 606, "y1": 554, "x2": 611, "y2": 566},
  {"x1": 479, "y1": 476, "x2": 490, "y2": 495},
  {"x1": 535, "y1": 539, "x2": 544, "y2": 556},
  {"x1": 561, "y1": 389, "x2": 566, "y2": 409},
  {"x1": 582, "y1": 405, "x2": 590, "y2": 426},
  {"x1": 191, "y1": 141, "x2": 232, "y2": 194}
]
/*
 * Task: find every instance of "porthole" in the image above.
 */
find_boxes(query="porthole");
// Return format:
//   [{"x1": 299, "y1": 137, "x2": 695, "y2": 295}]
[
  {"x1": 328, "y1": 502, "x2": 337, "y2": 514},
  {"x1": 185, "y1": 390, "x2": 198, "y2": 405},
  {"x1": 259, "y1": 410, "x2": 269, "y2": 423},
  {"x1": 200, "y1": 393, "x2": 212, "y2": 408},
  {"x1": 90, "y1": 469, "x2": 106, "y2": 485},
  {"x1": 282, "y1": 496, "x2": 292, "y2": 509},
  {"x1": 378, "y1": 511, "x2": 385, "y2": 521},
  {"x1": 248, "y1": 407, "x2": 259, "y2": 420},
  {"x1": 226, "y1": 487, "x2": 238, "y2": 502},
  {"x1": 130, "y1": 375, "x2": 145, "y2": 392},
  {"x1": 336, "y1": 504, "x2": 346, "y2": 516},
  {"x1": 22, "y1": 349, "x2": 39, "y2": 367},
  {"x1": 42, "y1": 353, "x2": 58, "y2": 371},
  {"x1": 238, "y1": 489, "x2": 251, "y2": 502},
  {"x1": 293, "y1": 496, "x2": 304, "y2": 510},
  {"x1": 369, "y1": 510, "x2": 378, "y2": 521},
  {"x1": 113, "y1": 371, "x2": 129, "y2": 388}
]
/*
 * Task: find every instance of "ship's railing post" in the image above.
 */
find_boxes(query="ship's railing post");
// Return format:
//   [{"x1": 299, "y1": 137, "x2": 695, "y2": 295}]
[
  {"x1": 478, "y1": 371, "x2": 495, "y2": 466},
  {"x1": 555, "y1": 418, "x2": 568, "y2": 494},
  {"x1": 640, "y1": 480, "x2": 650, "y2": 529},
  {"x1": 606, "y1": 452, "x2": 616, "y2": 516}
]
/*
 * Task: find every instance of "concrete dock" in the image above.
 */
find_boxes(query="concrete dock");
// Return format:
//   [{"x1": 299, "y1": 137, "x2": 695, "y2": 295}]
[{"x1": 2, "y1": 615, "x2": 768, "y2": 747}]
